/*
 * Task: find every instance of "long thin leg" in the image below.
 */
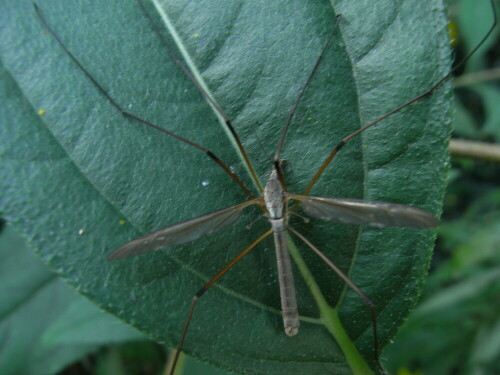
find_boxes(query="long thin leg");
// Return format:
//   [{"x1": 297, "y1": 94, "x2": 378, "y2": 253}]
[
  {"x1": 168, "y1": 228, "x2": 273, "y2": 375},
  {"x1": 136, "y1": 0, "x2": 263, "y2": 193},
  {"x1": 273, "y1": 14, "x2": 342, "y2": 181},
  {"x1": 33, "y1": 3, "x2": 255, "y2": 200},
  {"x1": 288, "y1": 227, "x2": 382, "y2": 370},
  {"x1": 301, "y1": 0, "x2": 498, "y2": 196}
]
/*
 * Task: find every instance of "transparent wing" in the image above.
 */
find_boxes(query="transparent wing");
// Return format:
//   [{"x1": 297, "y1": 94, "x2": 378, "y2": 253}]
[
  {"x1": 108, "y1": 198, "x2": 262, "y2": 260},
  {"x1": 288, "y1": 194, "x2": 438, "y2": 228}
]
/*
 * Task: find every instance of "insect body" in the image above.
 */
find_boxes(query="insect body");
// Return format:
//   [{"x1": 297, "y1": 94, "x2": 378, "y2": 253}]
[
  {"x1": 107, "y1": 159, "x2": 437, "y2": 374},
  {"x1": 265, "y1": 168, "x2": 300, "y2": 337}
]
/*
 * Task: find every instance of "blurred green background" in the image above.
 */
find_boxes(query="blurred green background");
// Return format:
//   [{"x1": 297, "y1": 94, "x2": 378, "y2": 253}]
[{"x1": 1, "y1": 0, "x2": 498, "y2": 374}]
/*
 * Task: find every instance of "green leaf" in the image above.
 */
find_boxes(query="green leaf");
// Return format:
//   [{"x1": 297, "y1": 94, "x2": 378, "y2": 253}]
[
  {"x1": 384, "y1": 268, "x2": 500, "y2": 375},
  {"x1": 0, "y1": 1, "x2": 451, "y2": 374},
  {"x1": 385, "y1": 186, "x2": 500, "y2": 375},
  {"x1": 43, "y1": 297, "x2": 145, "y2": 346},
  {"x1": 0, "y1": 222, "x2": 143, "y2": 375}
]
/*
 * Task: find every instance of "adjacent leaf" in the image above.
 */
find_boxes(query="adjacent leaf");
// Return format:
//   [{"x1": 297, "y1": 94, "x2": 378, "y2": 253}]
[
  {"x1": 384, "y1": 268, "x2": 500, "y2": 375},
  {"x1": 0, "y1": 223, "x2": 144, "y2": 375},
  {"x1": 0, "y1": 0, "x2": 451, "y2": 374}
]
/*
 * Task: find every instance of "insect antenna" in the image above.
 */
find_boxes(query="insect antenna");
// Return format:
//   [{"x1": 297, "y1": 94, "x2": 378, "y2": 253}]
[{"x1": 33, "y1": 2, "x2": 256, "y2": 200}]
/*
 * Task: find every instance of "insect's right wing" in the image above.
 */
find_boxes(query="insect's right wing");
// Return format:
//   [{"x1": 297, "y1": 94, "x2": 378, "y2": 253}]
[
  {"x1": 287, "y1": 194, "x2": 438, "y2": 228},
  {"x1": 108, "y1": 198, "x2": 263, "y2": 260}
]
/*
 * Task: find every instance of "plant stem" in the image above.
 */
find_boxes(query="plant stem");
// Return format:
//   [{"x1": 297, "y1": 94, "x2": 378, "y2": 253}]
[{"x1": 449, "y1": 139, "x2": 500, "y2": 163}]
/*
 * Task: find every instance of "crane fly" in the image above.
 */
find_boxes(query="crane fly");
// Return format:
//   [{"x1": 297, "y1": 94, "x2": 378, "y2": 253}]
[{"x1": 33, "y1": 0, "x2": 497, "y2": 374}]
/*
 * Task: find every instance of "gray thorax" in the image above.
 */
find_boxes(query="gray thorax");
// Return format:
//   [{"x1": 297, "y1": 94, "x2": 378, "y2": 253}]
[{"x1": 264, "y1": 169, "x2": 286, "y2": 221}]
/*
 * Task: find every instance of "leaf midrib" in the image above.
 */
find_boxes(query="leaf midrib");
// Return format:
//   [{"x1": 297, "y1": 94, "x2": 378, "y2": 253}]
[{"x1": 153, "y1": 0, "x2": 264, "y2": 194}]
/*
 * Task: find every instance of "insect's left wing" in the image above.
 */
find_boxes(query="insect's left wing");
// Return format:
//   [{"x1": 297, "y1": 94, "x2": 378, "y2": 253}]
[
  {"x1": 108, "y1": 198, "x2": 263, "y2": 260},
  {"x1": 287, "y1": 194, "x2": 438, "y2": 228}
]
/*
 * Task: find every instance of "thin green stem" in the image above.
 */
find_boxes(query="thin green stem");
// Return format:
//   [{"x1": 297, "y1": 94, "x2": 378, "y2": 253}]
[{"x1": 286, "y1": 234, "x2": 374, "y2": 375}]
